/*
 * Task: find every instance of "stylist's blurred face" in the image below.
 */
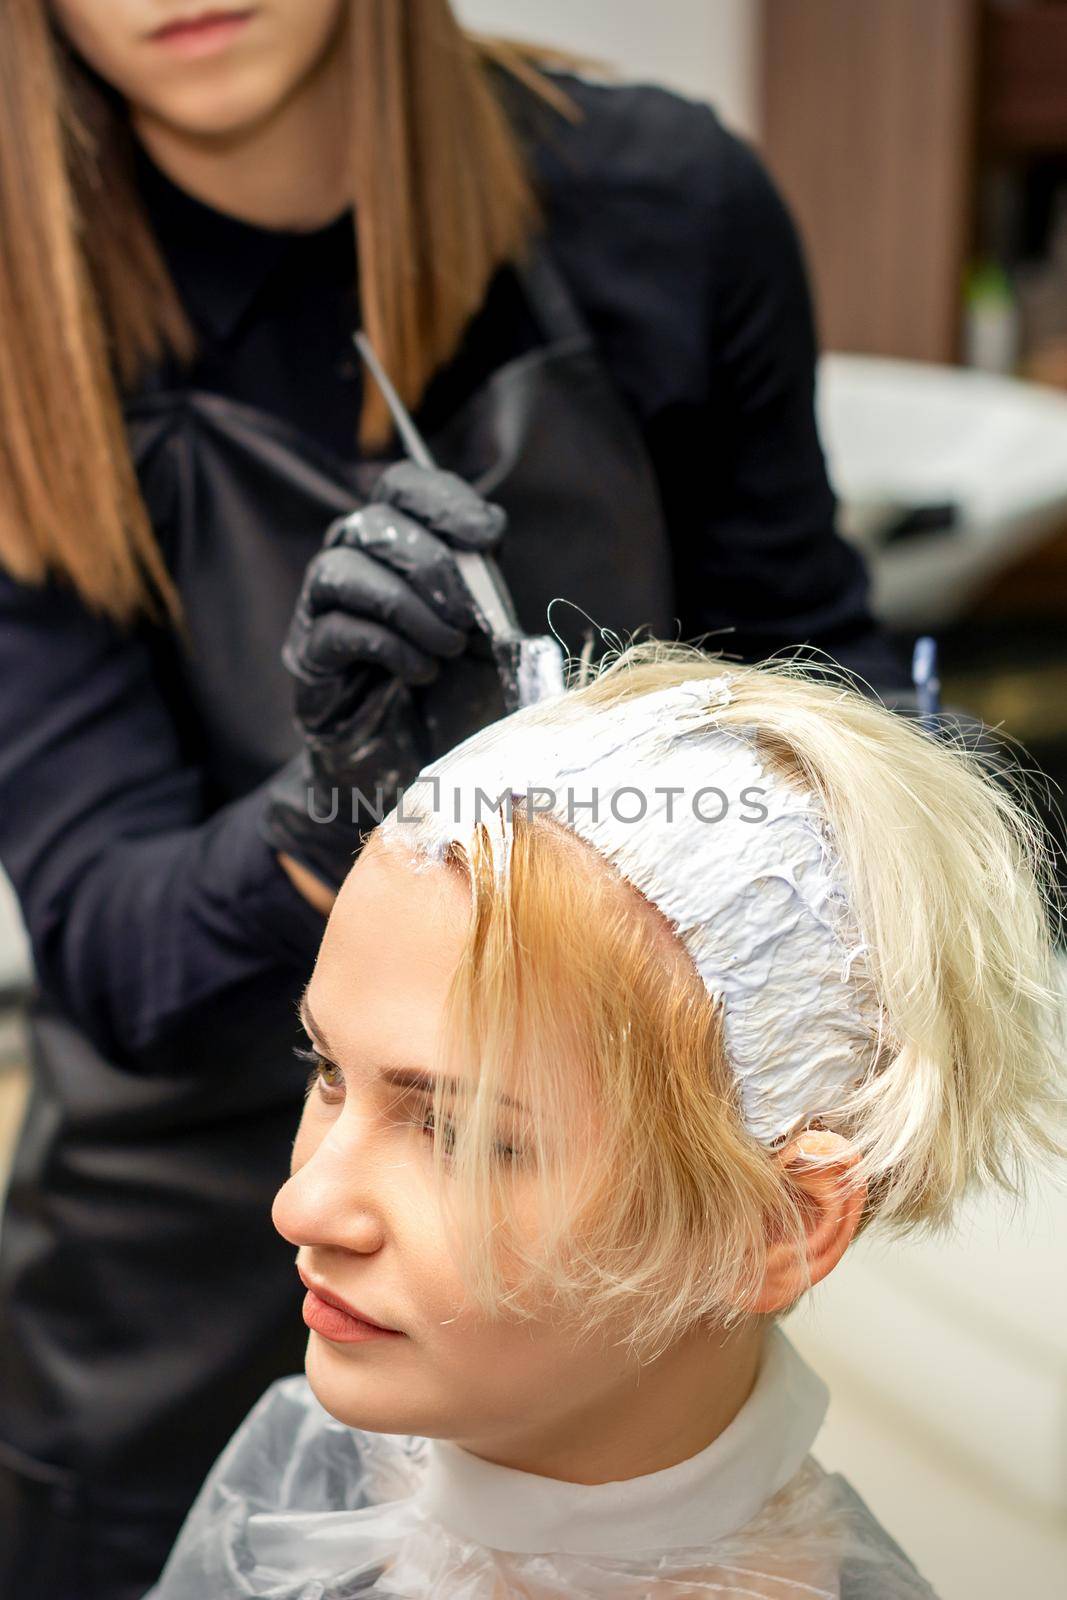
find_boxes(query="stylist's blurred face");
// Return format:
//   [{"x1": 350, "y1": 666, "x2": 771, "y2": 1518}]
[{"x1": 49, "y1": 0, "x2": 347, "y2": 136}]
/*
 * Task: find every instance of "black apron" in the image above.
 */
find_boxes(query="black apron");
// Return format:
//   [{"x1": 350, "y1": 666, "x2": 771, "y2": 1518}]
[{"x1": 0, "y1": 247, "x2": 676, "y2": 1599}]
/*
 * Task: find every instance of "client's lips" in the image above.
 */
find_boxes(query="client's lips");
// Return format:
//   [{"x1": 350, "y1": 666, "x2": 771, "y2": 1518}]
[{"x1": 299, "y1": 1267, "x2": 403, "y2": 1331}]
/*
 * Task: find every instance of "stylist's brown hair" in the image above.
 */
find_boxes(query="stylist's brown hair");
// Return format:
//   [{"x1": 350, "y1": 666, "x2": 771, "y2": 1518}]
[{"x1": 0, "y1": 0, "x2": 569, "y2": 621}]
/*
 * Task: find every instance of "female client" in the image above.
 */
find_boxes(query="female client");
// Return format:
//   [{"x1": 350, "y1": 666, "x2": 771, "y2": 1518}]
[{"x1": 149, "y1": 643, "x2": 1065, "y2": 1598}]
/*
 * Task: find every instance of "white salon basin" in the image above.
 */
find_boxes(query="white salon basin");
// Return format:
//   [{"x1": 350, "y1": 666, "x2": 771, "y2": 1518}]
[{"x1": 816, "y1": 353, "x2": 1067, "y2": 627}]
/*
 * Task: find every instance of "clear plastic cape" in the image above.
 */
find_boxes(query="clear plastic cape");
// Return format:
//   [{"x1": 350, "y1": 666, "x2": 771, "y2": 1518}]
[{"x1": 145, "y1": 1376, "x2": 938, "y2": 1599}]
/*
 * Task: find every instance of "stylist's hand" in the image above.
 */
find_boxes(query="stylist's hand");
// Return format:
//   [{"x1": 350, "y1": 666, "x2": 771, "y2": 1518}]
[{"x1": 262, "y1": 462, "x2": 507, "y2": 899}]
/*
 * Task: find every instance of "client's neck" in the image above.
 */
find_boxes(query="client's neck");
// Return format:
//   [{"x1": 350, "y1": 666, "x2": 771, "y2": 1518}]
[{"x1": 452, "y1": 1321, "x2": 765, "y2": 1485}]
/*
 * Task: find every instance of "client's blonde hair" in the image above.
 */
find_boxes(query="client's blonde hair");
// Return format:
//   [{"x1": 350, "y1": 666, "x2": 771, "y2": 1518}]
[{"x1": 375, "y1": 641, "x2": 1066, "y2": 1360}]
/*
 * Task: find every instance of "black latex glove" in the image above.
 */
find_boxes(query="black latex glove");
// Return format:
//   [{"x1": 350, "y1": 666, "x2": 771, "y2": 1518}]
[{"x1": 261, "y1": 461, "x2": 507, "y2": 890}]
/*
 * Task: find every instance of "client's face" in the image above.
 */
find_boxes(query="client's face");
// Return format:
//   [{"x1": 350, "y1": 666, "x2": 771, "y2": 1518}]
[{"x1": 271, "y1": 834, "x2": 634, "y2": 1456}]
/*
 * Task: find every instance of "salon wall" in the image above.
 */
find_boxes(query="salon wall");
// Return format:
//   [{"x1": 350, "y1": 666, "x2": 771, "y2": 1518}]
[{"x1": 453, "y1": 0, "x2": 759, "y2": 137}]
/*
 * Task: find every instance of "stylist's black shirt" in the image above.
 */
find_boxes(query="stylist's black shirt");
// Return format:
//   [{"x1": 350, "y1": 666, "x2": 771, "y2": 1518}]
[
  {"x1": 0, "y1": 71, "x2": 906, "y2": 1065},
  {"x1": 139, "y1": 71, "x2": 900, "y2": 679}
]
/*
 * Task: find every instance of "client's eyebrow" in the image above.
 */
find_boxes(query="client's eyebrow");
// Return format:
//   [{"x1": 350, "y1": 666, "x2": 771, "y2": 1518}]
[
  {"x1": 298, "y1": 990, "x2": 528, "y2": 1112},
  {"x1": 299, "y1": 991, "x2": 331, "y2": 1055}
]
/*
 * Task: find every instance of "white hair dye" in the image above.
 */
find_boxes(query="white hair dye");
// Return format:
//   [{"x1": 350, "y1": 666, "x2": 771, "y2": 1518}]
[{"x1": 378, "y1": 677, "x2": 885, "y2": 1144}]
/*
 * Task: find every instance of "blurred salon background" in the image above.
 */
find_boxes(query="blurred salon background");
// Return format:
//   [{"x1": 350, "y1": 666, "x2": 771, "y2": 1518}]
[{"x1": 1, "y1": 2, "x2": 1065, "y2": 1595}]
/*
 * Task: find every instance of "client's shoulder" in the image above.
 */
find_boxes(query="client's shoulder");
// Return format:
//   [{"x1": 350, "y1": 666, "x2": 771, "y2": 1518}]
[{"x1": 819, "y1": 1470, "x2": 942, "y2": 1598}]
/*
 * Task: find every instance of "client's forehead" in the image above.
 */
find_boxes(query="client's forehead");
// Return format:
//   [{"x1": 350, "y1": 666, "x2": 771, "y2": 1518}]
[
  {"x1": 366, "y1": 810, "x2": 690, "y2": 980},
  {"x1": 327, "y1": 834, "x2": 470, "y2": 975}
]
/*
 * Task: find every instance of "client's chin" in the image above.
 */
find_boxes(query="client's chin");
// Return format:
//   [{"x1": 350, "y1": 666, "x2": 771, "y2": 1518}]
[{"x1": 304, "y1": 1328, "x2": 423, "y2": 1437}]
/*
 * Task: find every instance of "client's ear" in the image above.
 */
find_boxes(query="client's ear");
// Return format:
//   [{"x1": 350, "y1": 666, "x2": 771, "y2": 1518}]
[{"x1": 742, "y1": 1130, "x2": 868, "y2": 1315}]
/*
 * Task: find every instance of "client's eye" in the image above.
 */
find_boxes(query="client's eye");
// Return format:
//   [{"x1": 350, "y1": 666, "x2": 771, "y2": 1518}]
[
  {"x1": 420, "y1": 1105, "x2": 456, "y2": 1154},
  {"x1": 418, "y1": 1103, "x2": 521, "y2": 1165},
  {"x1": 294, "y1": 1045, "x2": 344, "y2": 1103}
]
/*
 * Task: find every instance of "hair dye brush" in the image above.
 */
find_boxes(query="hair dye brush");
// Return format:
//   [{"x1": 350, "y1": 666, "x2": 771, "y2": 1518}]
[{"x1": 354, "y1": 332, "x2": 566, "y2": 714}]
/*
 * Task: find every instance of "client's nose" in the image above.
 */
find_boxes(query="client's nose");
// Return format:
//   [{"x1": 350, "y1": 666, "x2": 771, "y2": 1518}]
[{"x1": 271, "y1": 1126, "x2": 387, "y2": 1256}]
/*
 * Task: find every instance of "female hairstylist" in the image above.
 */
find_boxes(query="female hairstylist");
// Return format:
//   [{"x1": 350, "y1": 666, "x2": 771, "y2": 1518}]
[{"x1": 0, "y1": 3, "x2": 906, "y2": 1597}]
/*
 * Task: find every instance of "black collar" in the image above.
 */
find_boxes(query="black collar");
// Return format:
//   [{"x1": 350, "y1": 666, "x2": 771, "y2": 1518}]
[{"x1": 133, "y1": 140, "x2": 356, "y2": 345}]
